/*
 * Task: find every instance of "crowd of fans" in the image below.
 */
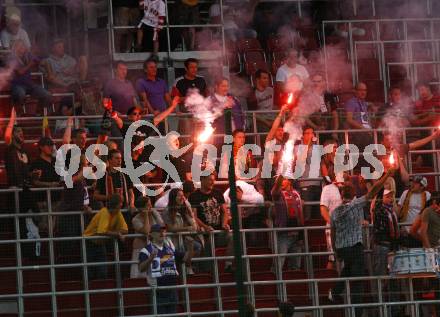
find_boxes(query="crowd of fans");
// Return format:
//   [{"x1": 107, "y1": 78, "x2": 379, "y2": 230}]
[{"x1": 2, "y1": 2, "x2": 440, "y2": 317}]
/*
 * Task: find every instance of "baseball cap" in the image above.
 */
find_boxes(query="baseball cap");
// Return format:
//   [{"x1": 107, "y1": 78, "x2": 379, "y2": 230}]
[
  {"x1": 413, "y1": 175, "x2": 428, "y2": 188},
  {"x1": 38, "y1": 137, "x2": 54, "y2": 147},
  {"x1": 151, "y1": 224, "x2": 166, "y2": 232}
]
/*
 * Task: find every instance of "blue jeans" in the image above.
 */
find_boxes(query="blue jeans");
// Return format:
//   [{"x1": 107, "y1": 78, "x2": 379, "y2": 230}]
[
  {"x1": 277, "y1": 232, "x2": 303, "y2": 270},
  {"x1": 11, "y1": 83, "x2": 52, "y2": 110},
  {"x1": 86, "y1": 241, "x2": 107, "y2": 280}
]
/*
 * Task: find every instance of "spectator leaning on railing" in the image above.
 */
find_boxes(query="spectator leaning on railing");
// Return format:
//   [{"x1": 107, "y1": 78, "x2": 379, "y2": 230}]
[{"x1": 84, "y1": 194, "x2": 128, "y2": 280}]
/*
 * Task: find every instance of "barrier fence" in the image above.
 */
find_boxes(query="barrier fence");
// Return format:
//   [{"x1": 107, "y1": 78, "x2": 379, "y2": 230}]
[{"x1": 0, "y1": 185, "x2": 439, "y2": 316}]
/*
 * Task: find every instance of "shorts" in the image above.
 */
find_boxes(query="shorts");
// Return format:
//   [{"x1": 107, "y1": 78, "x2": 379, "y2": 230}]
[{"x1": 139, "y1": 24, "x2": 167, "y2": 51}]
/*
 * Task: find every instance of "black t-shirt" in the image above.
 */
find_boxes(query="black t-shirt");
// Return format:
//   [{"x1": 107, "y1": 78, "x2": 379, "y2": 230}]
[
  {"x1": 96, "y1": 171, "x2": 133, "y2": 207},
  {"x1": 5, "y1": 144, "x2": 29, "y2": 187},
  {"x1": 189, "y1": 189, "x2": 225, "y2": 229},
  {"x1": 162, "y1": 152, "x2": 192, "y2": 183},
  {"x1": 30, "y1": 157, "x2": 59, "y2": 183},
  {"x1": 173, "y1": 76, "x2": 207, "y2": 113}
]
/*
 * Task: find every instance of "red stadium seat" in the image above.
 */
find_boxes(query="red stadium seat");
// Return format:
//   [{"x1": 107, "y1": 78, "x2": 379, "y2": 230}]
[
  {"x1": 243, "y1": 50, "x2": 266, "y2": 63},
  {"x1": 122, "y1": 278, "x2": 151, "y2": 316},
  {"x1": 23, "y1": 283, "x2": 52, "y2": 316},
  {"x1": 357, "y1": 58, "x2": 381, "y2": 80},
  {"x1": 251, "y1": 272, "x2": 278, "y2": 304},
  {"x1": 379, "y1": 21, "x2": 403, "y2": 41},
  {"x1": 415, "y1": 63, "x2": 436, "y2": 82},
  {"x1": 247, "y1": 247, "x2": 273, "y2": 272},
  {"x1": 0, "y1": 258, "x2": 17, "y2": 295},
  {"x1": 56, "y1": 281, "x2": 85, "y2": 317},
  {"x1": 267, "y1": 36, "x2": 287, "y2": 53},
  {"x1": 237, "y1": 38, "x2": 262, "y2": 53},
  {"x1": 283, "y1": 270, "x2": 311, "y2": 306},
  {"x1": 245, "y1": 60, "x2": 269, "y2": 76},
  {"x1": 90, "y1": 279, "x2": 118, "y2": 316},
  {"x1": 363, "y1": 80, "x2": 386, "y2": 103}
]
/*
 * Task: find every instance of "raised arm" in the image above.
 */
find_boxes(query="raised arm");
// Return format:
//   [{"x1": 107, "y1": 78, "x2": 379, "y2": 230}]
[
  {"x1": 266, "y1": 104, "x2": 289, "y2": 143},
  {"x1": 271, "y1": 174, "x2": 284, "y2": 198},
  {"x1": 153, "y1": 96, "x2": 179, "y2": 126},
  {"x1": 409, "y1": 129, "x2": 440, "y2": 151},
  {"x1": 366, "y1": 168, "x2": 394, "y2": 200},
  {"x1": 62, "y1": 117, "x2": 74, "y2": 145}
]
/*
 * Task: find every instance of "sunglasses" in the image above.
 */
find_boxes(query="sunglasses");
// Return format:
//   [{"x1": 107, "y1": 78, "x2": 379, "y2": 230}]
[{"x1": 131, "y1": 112, "x2": 141, "y2": 116}]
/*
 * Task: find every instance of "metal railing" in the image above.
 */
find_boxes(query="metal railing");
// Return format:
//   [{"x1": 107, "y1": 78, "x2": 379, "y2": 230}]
[
  {"x1": 0, "y1": 185, "x2": 438, "y2": 317},
  {"x1": 322, "y1": 17, "x2": 440, "y2": 97}
]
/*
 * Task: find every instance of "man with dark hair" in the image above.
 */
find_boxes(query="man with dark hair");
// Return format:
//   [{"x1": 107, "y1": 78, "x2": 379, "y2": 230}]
[
  {"x1": 171, "y1": 58, "x2": 208, "y2": 133},
  {"x1": 411, "y1": 81, "x2": 440, "y2": 126},
  {"x1": 247, "y1": 69, "x2": 273, "y2": 111},
  {"x1": 136, "y1": 59, "x2": 172, "y2": 115},
  {"x1": 189, "y1": 172, "x2": 234, "y2": 272},
  {"x1": 84, "y1": 193, "x2": 128, "y2": 279},
  {"x1": 294, "y1": 126, "x2": 321, "y2": 220},
  {"x1": 329, "y1": 168, "x2": 395, "y2": 316},
  {"x1": 93, "y1": 149, "x2": 136, "y2": 212},
  {"x1": 103, "y1": 60, "x2": 139, "y2": 114},
  {"x1": 30, "y1": 137, "x2": 60, "y2": 202}
]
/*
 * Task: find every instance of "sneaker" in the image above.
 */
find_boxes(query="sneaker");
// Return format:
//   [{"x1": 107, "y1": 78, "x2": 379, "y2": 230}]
[
  {"x1": 328, "y1": 289, "x2": 335, "y2": 302},
  {"x1": 186, "y1": 267, "x2": 195, "y2": 275}
]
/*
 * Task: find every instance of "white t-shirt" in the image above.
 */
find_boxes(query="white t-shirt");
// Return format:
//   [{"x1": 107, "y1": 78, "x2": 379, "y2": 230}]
[
  {"x1": 139, "y1": 0, "x2": 166, "y2": 28},
  {"x1": 275, "y1": 63, "x2": 309, "y2": 83},
  {"x1": 1, "y1": 27, "x2": 31, "y2": 49},
  {"x1": 223, "y1": 180, "x2": 264, "y2": 205},
  {"x1": 320, "y1": 183, "x2": 342, "y2": 224},
  {"x1": 398, "y1": 190, "x2": 431, "y2": 231}
]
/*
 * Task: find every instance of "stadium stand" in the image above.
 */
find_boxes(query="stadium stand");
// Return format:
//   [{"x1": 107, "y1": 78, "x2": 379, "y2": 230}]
[{"x1": 1, "y1": 0, "x2": 440, "y2": 316}]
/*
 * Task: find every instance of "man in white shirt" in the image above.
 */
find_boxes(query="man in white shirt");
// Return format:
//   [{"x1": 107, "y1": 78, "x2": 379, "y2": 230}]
[
  {"x1": 320, "y1": 180, "x2": 342, "y2": 269},
  {"x1": 0, "y1": 13, "x2": 31, "y2": 49},
  {"x1": 398, "y1": 176, "x2": 431, "y2": 236},
  {"x1": 275, "y1": 48, "x2": 309, "y2": 92}
]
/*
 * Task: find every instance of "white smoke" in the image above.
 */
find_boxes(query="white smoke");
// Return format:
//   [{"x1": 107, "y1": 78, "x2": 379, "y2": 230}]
[
  {"x1": 184, "y1": 90, "x2": 225, "y2": 141},
  {"x1": 381, "y1": 96, "x2": 413, "y2": 147}
]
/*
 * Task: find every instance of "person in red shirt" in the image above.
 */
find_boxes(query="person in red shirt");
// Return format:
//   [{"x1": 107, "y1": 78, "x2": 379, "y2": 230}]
[{"x1": 411, "y1": 81, "x2": 440, "y2": 126}]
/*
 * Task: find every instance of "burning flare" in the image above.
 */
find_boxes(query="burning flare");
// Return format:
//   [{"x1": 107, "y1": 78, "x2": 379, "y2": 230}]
[
  {"x1": 282, "y1": 140, "x2": 295, "y2": 163},
  {"x1": 389, "y1": 153, "x2": 395, "y2": 165},
  {"x1": 198, "y1": 125, "x2": 215, "y2": 143},
  {"x1": 287, "y1": 93, "x2": 294, "y2": 105}
]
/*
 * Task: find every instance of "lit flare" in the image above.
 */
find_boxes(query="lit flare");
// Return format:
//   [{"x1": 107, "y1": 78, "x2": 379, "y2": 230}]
[
  {"x1": 389, "y1": 153, "x2": 395, "y2": 165},
  {"x1": 198, "y1": 125, "x2": 215, "y2": 143},
  {"x1": 287, "y1": 93, "x2": 294, "y2": 105}
]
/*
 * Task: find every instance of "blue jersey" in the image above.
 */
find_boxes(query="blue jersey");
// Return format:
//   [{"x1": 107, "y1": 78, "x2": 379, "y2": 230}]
[{"x1": 139, "y1": 239, "x2": 183, "y2": 286}]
